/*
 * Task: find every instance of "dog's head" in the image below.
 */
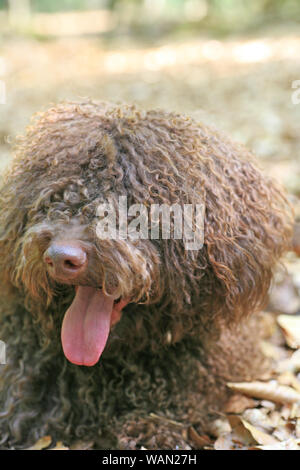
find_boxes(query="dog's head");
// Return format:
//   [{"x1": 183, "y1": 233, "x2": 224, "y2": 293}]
[
  {"x1": 0, "y1": 101, "x2": 294, "y2": 365},
  {"x1": 15, "y1": 216, "x2": 163, "y2": 365}
]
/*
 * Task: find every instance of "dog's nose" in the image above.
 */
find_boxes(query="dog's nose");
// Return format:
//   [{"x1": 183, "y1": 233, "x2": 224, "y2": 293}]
[{"x1": 44, "y1": 242, "x2": 87, "y2": 280}]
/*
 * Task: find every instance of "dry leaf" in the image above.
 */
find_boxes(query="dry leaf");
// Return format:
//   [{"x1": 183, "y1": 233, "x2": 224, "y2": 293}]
[
  {"x1": 268, "y1": 410, "x2": 284, "y2": 428},
  {"x1": 281, "y1": 404, "x2": 293, "y2": 420},
  {"x1": 255, "y1": 438, "x2": 300, "y2": 450},
  {"x1": 242, "y1": 408, "x2": 273, "y2": 432},
  {"x1": 228, "y1": 415, "x2": 278, "y2": 446},
  {"x1": 290, "y1": 404, "x2": 300, "y2": 419},
  {"x1": 277, "y1": 349, "x2": 300, "y2": 373},
  {"x1": 278, "y1": 371, "x2": 300, "y2": 392},
  {"x1": 227, "y1": 381, "x2": 300, "y2": 404},
  {"x1": 50, "y1": 441, "x2": 69, "y2": 450},
  {"x1": 208, "y1": 418, "x2": 231, "y2": 438},
  {"x1": 224, "y1": 393, "x2": 257, "y2": 413},
  {"x1": 27, "y1": 436, "x2": 52, "y2": 450},
  {"x1": 260, "y1": 400, "x2": 276, "y2": 410},
  {"x1": 277, "y1": 315, "x2": 300, "y2": 348},
  {"x1": 188, "y1": 427, "x2": 213, "y2": 449},
  {"x1": 214, "y1": 434, "x2": 234, "y2": 450},
  {"x1": 273, "y1": 425, "x2": 293, "y2": 442},
  {"x1": 227, "y1": 415, "x2": 256, "y2": 446},
  {"x1": 296, "y1": 419, "x2": 300, "y2": 438},
  {"x1": 269, "y1": 277, "x2": 300, "y2": 315}
]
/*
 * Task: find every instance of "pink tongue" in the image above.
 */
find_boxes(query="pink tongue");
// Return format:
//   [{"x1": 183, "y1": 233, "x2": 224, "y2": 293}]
[{"x1": 61, "y1": 286, "x2": 114, "y2": 366}]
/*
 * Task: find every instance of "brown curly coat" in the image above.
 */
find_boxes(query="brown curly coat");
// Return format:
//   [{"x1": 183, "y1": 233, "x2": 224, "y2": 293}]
[{"x1": 0, "y1": 101, "x2": 293, "y2": 449}]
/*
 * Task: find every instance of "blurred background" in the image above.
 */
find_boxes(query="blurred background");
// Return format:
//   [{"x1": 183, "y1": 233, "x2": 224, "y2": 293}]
[
  {"x1": 0, "y1": 0, "x2": 299, "y2": 186},
  {"x1": 0, "y1": 0, "x2": 299, "y2": 189}
]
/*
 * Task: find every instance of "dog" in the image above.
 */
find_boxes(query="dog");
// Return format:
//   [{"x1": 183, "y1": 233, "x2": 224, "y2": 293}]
[{"x1": 0, "y1": 101, "x2": 293, "y2": 449}]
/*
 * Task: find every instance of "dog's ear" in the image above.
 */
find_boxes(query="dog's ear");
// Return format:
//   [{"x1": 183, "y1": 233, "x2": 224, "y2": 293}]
[
  {"x1": 204, "y1": 231, "x2": 275, "y2": 322},
  {"x1": 202, "y1": 182, "x2": 294, "y2": 325},
  {"x1": 159, "y1": 179, "x2": 293, "y2": 330}
]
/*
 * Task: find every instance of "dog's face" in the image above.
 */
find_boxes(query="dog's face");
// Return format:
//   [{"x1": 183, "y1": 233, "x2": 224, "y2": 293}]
[{"x1": 15, "y1": 215, "x2": 162, "y2": 366}]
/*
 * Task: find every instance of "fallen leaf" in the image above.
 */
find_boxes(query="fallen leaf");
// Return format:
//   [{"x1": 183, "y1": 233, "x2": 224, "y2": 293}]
[
  {"x1": 273, "y1": 425, "x2": 293, "y2": 442},
  {"x1": 227, "y1": 416, "x2": 256, "y2": 446},
  {"x1": 269, "y1": 277, "x2": 300, "y2": 315},
  {"x1": 228, "y1": 416, "x2": 278, "y2": 446},
  {"x1": 227, "y1": 381, "x2": 300, "y2": 404},
  {"x1": 255, "y1": 438, "x2": 300, "y2": 450},
  {"x1": 260, "y1": 400, "x2": 276, "y2": 410},
  {"x1": 214, "y1": 434, "x2": 234, "y2": 450},
  {"x1": 242, "y1": 408, "x2": 273, "y2": 432},
  {"x1": 208, "y1": 418, "x2": 232, "y2": 438},
  {"x1": 277, "y1": 315, "x2": 300, "y2": 349},
  {"x1": 27, "y1": 436, "x2": 52, "y2": 450},
  {"x1": 290, "y1": 404, "x2": 300, "y2": 419},
  {"x1": 278, "y1": 371, "x2": 300, "y2": 392},
  {"x1": 188, "y1": 427, "x2": 213, "y2": 449},
  {"x1": 296, "y1": 419, "x2": 300, "y2": 438},
  {"x1": 224, "y1": 394, "x2": 258, "y2": 413},
  {"x1": 50, "y1": 441, "x2": 69, "y2": 450},
  {"x1": 268, "y1": 410, "x2": 284, "y2": 428},
  {"x1": 277, "y1": 349, "x2": 300, "y2": 373},
  {"x1": 281, "y1": 404, "x2": 293, "y2": 420}
]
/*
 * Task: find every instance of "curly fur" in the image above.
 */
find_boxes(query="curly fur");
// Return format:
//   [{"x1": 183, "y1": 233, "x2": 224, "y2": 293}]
[{"x1": 0, "y1": 101, "x2": 293, "y2": 449}]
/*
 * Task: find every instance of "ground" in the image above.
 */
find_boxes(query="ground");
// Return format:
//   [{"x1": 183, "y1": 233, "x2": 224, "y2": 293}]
[{"x1": 0, "y1": 27, "x2": 299, "y2": 450}]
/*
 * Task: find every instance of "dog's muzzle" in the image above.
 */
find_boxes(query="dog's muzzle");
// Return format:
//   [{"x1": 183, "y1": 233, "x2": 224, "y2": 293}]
[
  {"x1": 43, "y1": 239, "x2": 129, "y2": 367},
  {"x1": 44, "y1": 241, "x2": 88, "y2": 282}
]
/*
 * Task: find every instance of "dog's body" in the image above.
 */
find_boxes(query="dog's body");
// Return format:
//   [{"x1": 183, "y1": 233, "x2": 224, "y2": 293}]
[{"x1": 0, "y1": 102, "x2": 293, "y2": 449}]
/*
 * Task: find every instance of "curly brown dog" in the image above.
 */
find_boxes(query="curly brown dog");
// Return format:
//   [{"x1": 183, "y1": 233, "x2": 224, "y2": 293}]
[{"x1": 0, "y1": 101, "x2": 293, "y2": 449}]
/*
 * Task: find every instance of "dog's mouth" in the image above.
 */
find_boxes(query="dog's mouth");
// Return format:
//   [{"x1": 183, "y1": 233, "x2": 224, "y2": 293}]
[
  {"x1": 61, "y1": 286, "x2": 129, "y2": 366},
  {"x1": 41, "y1": 239, "x2": 130, "y2": 366}
]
